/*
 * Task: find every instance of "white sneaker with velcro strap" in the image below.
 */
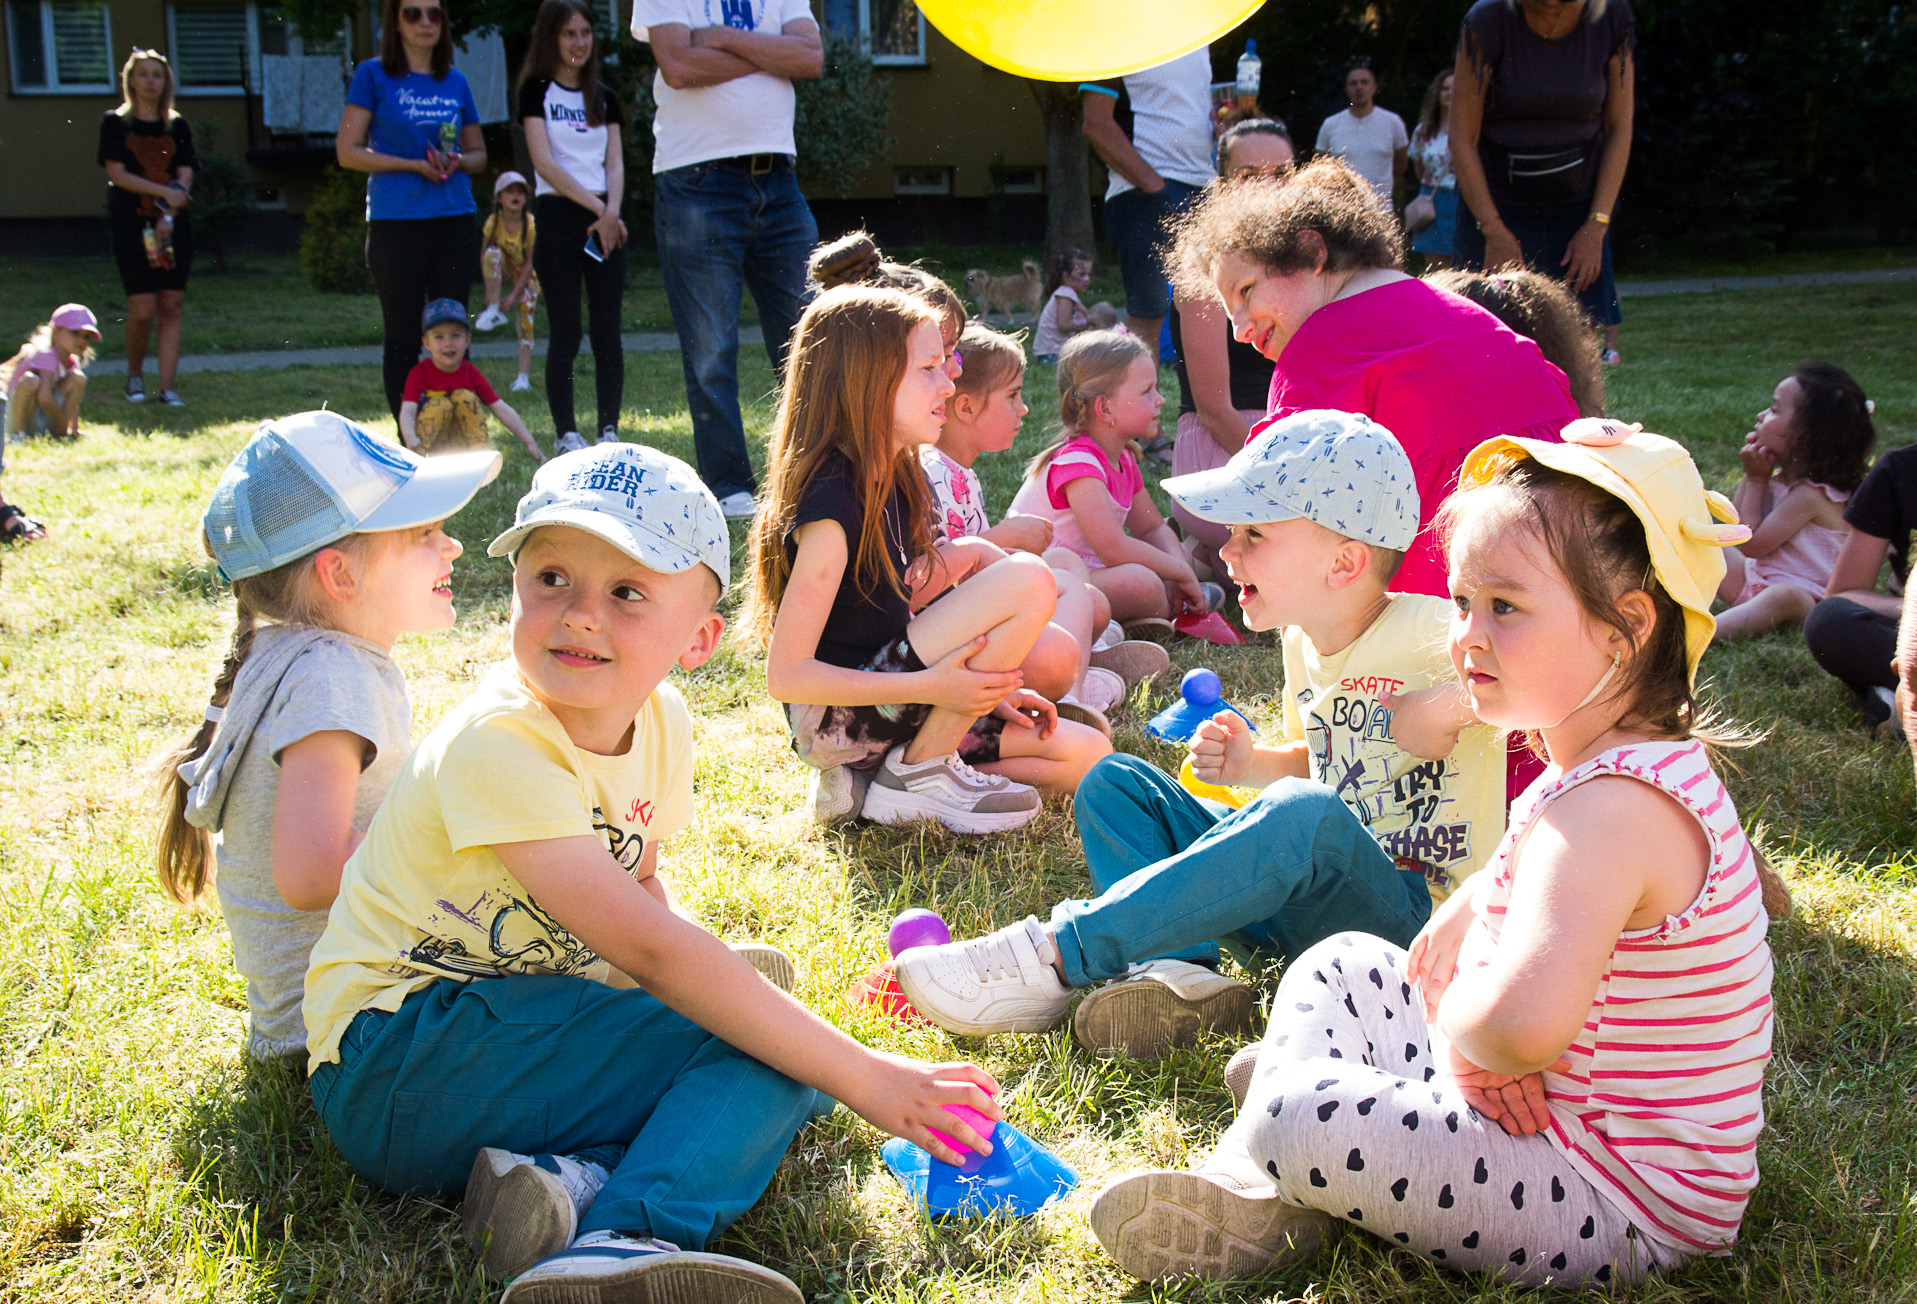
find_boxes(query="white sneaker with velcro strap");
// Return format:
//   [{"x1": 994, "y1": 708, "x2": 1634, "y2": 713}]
[
  {"x1": 859, "y1": 746, "x2": 1041, "y2": 835},
  {"x1": 893, "y1": 915, "x2": 1075, "y2": 1035}
]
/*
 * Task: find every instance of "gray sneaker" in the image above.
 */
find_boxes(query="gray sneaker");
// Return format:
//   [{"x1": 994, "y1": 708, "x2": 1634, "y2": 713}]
[
  {"x1": 730, "y1": 941, "x2": 797, "y2": 992},
  {"x1": 807, "y1": 763, "x2": 869, "y2": 823},
  {"x1": 1071, "y1": 959, "x2": 1258, "y2": 1059},
  {"x1": 554, "y1": 431, "x2": 588, "y2": 454},
  {"x1": 1090, "y1": 1169, "x2": 1332, "y2": 1283},
  {"x1": 462, "y1": 1148, "x2": 612, "y2": 1279},
  {"x1": 860, "y1": 746, "x2": 1041, "y2": 835}
]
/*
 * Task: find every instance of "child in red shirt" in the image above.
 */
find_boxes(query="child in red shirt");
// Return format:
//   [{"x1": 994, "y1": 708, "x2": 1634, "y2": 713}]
[{"x1": 400, "y1": 299, "x2": 544, "y2": 460}]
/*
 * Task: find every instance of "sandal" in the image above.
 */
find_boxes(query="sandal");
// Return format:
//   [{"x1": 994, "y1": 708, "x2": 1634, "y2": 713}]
[{"x1": 0, "y1": 502, "x2": 47, "y2": 544}]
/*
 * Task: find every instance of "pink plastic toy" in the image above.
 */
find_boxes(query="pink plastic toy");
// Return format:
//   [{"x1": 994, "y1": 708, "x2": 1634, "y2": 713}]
[{"x1": 886, "y1": 908, "x2": 952, "y2": 957}]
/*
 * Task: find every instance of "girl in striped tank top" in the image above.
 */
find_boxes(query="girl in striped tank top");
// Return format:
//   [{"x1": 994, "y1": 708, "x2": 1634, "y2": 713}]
[{"x1": 1089, "y1": 419, "x2": 1788, "y2": 1288}]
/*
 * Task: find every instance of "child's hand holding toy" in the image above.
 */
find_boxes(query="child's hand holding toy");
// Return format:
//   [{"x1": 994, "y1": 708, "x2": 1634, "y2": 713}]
[{"x1": 1190, "y1": 710, "x2": 1255, "y2": 786}]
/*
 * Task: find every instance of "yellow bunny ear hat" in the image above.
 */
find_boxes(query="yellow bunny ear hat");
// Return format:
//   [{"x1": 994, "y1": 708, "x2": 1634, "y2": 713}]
[
  {"x1": 1456, "y1": 418, "x2": 1751, "y2": 678},
  {"x1": 917, "y1": 0, "x2": 1264, "y2": 80}
]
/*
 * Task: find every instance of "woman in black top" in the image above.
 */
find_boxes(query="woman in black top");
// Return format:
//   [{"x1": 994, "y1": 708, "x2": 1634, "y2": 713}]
[
  {"x1": 98, "y1": 49, "x2": 197, "y2": 406},
  {"x1": 1450, "y1": 0, "x2": 1633, "y2": 361},
  {"x1": 518, "y1": 0, "x2": 627, "y2": 451}
]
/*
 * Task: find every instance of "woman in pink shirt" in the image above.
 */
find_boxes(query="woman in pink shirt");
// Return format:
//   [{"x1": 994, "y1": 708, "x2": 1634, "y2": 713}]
[{"x1": 1170, "y1": 157, "x2": 1577, "y2": 599}]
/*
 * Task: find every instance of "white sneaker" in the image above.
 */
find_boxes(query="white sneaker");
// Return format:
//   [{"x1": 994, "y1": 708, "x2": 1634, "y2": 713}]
[
  {"x1": 893, "y1": 915, "x2": 1074, "y2": 1034},
  {"x1": 807, "y1": 763, "x2": 869, "y2": 823},
  {"x1": 860, "y1": 746, "x2": 1041, "y2": 835},
  {"x1": 730, "y1": 940, "x2": 797, "y2": 992},
  {"x1": 1093, "y1": 619, "x2": 1125, "y2": 652},
  {"x1": 1091, "y1": 639, "x2": 1171, "y2": 688},
  {"x1": 160, "y1": 388, "x2": 186, "y2": 407},
  {"x1": 463, "y1": 1147, "x2": 613, "y2": 1279},
  {"x1": 554, "y1": 431, "x2": 588, "y2": 454},
  {"x1": 503, "y1": 1231, "x2": 802, "y2": 1303},
  {"x1": 1074, "y1": 665, "x2": 1127, "y2": 714},
  {"x1": 1224, "y1": 1043, "x2": 1261, "y2": 1111},
  {"x1": 1090, "y1": 1169, "x2": 1331, "y2": 1283},
  {"x1": 597, "y1": 426, "x2": 621, "y2": 445},
  {"x1": 475, "y1": 304, "x2": 508, "y2": 331},
  {"x1": 1071, "y1": 959, "x2": 1258, "y2": 1059},
  {"x1": 718, "y1": 490, "x2": 757, "y2": 520},
  {"x1": 124, "y1": 376, "x2": 146, "y2": 404},
  {"x1": 510, "y1": 372, "x2": 533, "y2": 392}
]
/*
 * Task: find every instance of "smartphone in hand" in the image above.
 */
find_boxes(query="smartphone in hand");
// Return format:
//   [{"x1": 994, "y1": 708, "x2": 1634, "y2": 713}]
[{"x1": 584, "y1": 231, "x2": 606, "y2": 262}]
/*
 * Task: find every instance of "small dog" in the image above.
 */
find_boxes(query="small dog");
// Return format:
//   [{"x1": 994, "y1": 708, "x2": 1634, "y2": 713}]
[{"x1": 966, "y1": 260, "x2": 1043, "y2": 325}]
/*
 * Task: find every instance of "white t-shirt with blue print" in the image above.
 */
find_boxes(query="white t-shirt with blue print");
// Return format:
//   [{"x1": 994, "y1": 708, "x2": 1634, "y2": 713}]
[{"x1": 631, "y1": 0, "x2": 817, "y2": 172}]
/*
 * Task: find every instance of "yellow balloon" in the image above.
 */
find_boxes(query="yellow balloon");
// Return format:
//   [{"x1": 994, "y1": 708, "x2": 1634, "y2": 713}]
[{"x1": 917, "y1": 0, "x2": 1265, "y2": 82}]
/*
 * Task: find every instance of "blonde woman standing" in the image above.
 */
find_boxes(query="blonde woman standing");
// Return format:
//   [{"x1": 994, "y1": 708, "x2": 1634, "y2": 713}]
[{"x1": 98, "y1": 49, "x2": 195, "y2": 406}]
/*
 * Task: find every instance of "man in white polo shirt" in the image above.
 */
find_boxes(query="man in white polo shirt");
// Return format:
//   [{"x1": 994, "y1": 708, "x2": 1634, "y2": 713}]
[
  {"x1": 1080, "y1": 48, "x2": 1217, "y2": 348},
  {"x1": 1314, "y1": 64, "x2": 1408, "y2": 205},
  {"x1": 632, "y1": 0, "x2": 823, "y2": 518}
]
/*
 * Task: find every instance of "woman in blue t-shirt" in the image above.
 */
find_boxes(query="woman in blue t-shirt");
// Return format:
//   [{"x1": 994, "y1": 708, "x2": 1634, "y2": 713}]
[{"x1": 335, "y1": 0, "x2": 486, "y2": 418}]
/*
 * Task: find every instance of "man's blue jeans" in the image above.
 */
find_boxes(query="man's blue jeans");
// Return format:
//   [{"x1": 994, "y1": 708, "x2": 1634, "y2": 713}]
[
  {"x1": 654, "y1": 162, "x2": 817, "y2": 499},
  {"x1": 1051, "y1": 755, "x2": 1432, "y2": 988},
  {"x1": 310, "y1": 975, "x2": 829, "y2": 1251}
]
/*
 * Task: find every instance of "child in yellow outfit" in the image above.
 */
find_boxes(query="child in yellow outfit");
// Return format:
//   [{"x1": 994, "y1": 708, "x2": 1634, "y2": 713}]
[{"x1": 476, "y1": 171, "x2": 539, "y2": 392}]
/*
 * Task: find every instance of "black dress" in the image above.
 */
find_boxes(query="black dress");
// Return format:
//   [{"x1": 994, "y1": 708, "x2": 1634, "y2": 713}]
[{"x1": 97, "y1": 112, "x2": 197, "y2": 295}]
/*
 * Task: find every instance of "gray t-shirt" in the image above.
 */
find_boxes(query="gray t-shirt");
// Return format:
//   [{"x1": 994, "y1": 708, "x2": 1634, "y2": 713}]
[{"x1": 212, "y1": 627, "x2": 410, "y2": 1058}]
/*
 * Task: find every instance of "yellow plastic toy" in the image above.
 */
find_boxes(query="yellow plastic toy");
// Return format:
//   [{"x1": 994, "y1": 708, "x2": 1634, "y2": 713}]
[
  {"x1": 1178, "y1": 754, "x2": 1252, "y2": 809},
  {"x1": 917, "y1": 0, "x2": 1265, "y2": 82}
]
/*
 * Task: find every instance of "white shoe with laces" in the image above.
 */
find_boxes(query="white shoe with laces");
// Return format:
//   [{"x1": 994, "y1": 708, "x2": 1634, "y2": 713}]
[
  {"x1": 509, "y1": 372, "x2": 533, "y2": 392},
  {"x1": 893, "y1": 915, "x2": 1075, "y2": 1034},
  {"x1": 554, "y1": 431, "x2": 588, "y2": 454},
  {"x1": 718, "y1": 490, "x2": 757, "y2": 520},
  {"x1": 462, "y1": 1147, "x2": 613, "y2": 1279},
  {"x1": 475, "y1": 304, "x2": 508, "y2": 331},
  {"x1": 502, "y1": 1231, "x2": 802, "y2": 1303},
  {"x1": 597, "y1": 426, "x2": 621, "y2": 445},
  {"x1": 860, "y1": 746, "x2": 1041, "y2": 835}
]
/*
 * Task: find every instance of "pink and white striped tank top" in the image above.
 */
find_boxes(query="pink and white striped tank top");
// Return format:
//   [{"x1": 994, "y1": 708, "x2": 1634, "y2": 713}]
[{"x1": 1459, "y1": 739, "x2": 1774, "y2": 1253}]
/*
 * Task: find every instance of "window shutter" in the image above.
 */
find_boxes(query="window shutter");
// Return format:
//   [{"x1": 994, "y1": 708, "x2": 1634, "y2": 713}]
[
  {"x1": 50, "y1": 0, "x2": 109, "y2": 85},
  {"x1": 173, "y1": 0, "x2": 248, "y2": 86}
]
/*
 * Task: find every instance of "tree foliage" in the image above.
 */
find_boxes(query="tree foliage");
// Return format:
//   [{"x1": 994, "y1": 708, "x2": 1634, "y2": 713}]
[
  {"x1": 300, "y1": 166, "x2": 371, "y2": 293},
  {"x1": 188, "y1": 122, "x2": 258, "y2": 271},
  {"x1": 792, "y1": 33, "x2": 895, "y2": 197}
]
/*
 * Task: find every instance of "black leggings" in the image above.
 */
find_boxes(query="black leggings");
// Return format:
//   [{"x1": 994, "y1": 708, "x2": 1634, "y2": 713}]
[
  {"x1": 533, "y1": 193, "x2": 627, "y2": 437},
  {"x1": 1805, "y1": 596, "x2": 1899, "y2": 695},
  {"x1": 366, "y1": 214, "x2": 478, "y2": 419}
]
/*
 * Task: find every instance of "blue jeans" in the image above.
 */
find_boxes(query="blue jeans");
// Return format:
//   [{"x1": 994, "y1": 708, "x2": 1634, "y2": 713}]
[
  {"x1": 310, "y1": 976, "x2": 829, "y2": 1251},
  {"x1": 1051, "y1": 754, "x2": 1432, "y2": 986},
  {"x1": 1452, "y1": 197, "x2": 1622, "y2": 327},
  {"x1": 653, "y1": 161, "x2": 817, "y2": 499},
  {"x1": 1103, "y1": 180, "x2": 1201, "y2": 321}
]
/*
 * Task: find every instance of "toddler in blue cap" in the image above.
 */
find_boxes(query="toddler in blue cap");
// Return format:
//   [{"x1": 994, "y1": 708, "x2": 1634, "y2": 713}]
[{"x1": 401, "y1": 297, "x2": 546, "y2": 461}]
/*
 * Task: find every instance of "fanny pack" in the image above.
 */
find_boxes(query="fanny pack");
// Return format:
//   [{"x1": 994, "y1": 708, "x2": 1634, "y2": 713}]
[{"x1": 1483, "y1": 139, "x2": 1591, "y2": 207}]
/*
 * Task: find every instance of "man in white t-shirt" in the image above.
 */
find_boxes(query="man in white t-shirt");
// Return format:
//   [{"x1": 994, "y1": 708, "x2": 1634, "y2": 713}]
[
  {"x1": 632, "y1": 0, "x2": 823, "y2": 517},
  {"x1": 1313, "y1": 65, "x2": 1408, "y2": 205},
  {"x1": 1080, "y1": 49, "x2": 1216, "y2": 347}
]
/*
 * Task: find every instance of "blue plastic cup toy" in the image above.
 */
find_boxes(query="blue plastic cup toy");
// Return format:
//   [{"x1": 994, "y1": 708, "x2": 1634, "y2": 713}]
[
  {"x1": 881, "y1": 1095, "x2": 1079, "y2": 1217},
  {"x1": 1145, "y1": 667, "x2": 1255, "y2": 743}
]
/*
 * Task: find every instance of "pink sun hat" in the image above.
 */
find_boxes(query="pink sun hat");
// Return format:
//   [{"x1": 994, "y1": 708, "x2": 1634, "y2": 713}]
[{"x1": 51, "y1": 303, "x2": 101, "y2": 338}]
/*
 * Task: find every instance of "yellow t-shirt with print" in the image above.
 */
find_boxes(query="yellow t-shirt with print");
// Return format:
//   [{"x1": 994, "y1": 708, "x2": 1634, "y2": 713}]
[
  {"x1": 304, "y1": 661, "x2": 693, "y2": 1072},
  {"x1": 1281, "y1": 593, "x2": 1505, "y2": 905}
]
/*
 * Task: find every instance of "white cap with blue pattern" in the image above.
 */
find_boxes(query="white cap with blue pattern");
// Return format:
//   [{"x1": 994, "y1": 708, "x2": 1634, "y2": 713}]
[
  {"x1": 203, "y1": 410, "x2": 501, "y2": 581},
  {"x1": 488, "y1": 443, "x2": 733, "y2": 593},
  {"x1": 1162, "y1": 408, "x2": 1420, "y2": 551}
]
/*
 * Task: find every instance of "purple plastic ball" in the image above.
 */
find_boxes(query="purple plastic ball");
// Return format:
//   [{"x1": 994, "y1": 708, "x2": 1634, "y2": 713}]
[
  {"x1": 887, "y1": 908, "x2": 951, "y2": 957},
  {"x1": 1181, "y1": 667, "x2": 1223, "y2": 706}
]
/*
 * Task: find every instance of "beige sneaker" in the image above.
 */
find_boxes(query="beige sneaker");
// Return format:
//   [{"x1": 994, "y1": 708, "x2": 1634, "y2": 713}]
[
  {"x1": 1054, "y1": 695, "x2": 1112, "y2": 738},
  {"x1": 1091, "y1": 1169, "x2": 1332, "y2": 1283},
  {"x1": 1224, "y1": 1043, "x2": 1261, "y2": 1110},
  {"x1": 730, "y1": 942, "x2": 797, "y2": 992},
  {"x1": 1091, "y1": 638, "x2": 1171, "y2": 687},
  {"x1": 1072, "y1": 959, "x2": 1258, "y2": 1058}
]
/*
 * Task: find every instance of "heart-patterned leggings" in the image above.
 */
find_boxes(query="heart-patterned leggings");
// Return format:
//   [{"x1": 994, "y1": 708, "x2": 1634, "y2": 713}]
[{"x1": 1206, "y1": 932, "x2": 1695, "y2": 1287}]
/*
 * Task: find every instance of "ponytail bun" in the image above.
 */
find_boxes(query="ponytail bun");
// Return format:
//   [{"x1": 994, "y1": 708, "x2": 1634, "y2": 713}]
[{"x1": 809, "y1": 232, "x2": 885, "y2": 289}]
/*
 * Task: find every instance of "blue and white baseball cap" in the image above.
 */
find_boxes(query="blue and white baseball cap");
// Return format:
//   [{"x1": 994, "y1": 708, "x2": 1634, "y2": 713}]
[
  {"x1": 1163, "y1": 409, "x2": 1420, "y2": 551},
  {"x1": 203, "y1": 411, "x2": 501, "y2": 581},
  {"x1": 488, "y1": 443, "x2": 733, "y2": 593}
]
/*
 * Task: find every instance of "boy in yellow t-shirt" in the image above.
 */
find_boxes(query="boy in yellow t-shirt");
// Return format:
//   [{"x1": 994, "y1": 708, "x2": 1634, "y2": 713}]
[
  {"x1": 303, "y1": 444, "x2": 1000, "y2": 1303},
  {"x1": 893, "y1": 411, "x2": 1506, "y2": 1059}
]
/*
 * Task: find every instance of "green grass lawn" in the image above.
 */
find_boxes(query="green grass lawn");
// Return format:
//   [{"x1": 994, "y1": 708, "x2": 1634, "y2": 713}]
[{"x1": 1, "y1": 282, "x2": 1915, "y2": 1302}]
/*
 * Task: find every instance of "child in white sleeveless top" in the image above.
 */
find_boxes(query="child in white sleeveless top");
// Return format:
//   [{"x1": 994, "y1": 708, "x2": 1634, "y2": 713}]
[{"x1": 1090, "y1": 419, "x2": 1788, "y2": 1288}]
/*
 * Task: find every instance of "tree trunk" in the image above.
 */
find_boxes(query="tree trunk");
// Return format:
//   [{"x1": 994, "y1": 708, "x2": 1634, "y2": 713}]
[{"x1": 1026, "y1": 79, "x2": 1095, "y2": 272}]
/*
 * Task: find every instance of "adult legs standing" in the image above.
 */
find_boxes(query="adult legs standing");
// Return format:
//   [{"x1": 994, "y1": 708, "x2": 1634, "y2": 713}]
[
  {"x1": 366, "y1": 215, "x2": 477, "y2": 420},
  {"x1": 535, "y1": 195, "x2": 627, "y2": 439}
]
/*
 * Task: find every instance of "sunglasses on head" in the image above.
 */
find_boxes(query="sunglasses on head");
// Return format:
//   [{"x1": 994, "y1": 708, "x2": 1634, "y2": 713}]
[{"x1": 401, "y1": 5, "x2": 443, "y2": 23}]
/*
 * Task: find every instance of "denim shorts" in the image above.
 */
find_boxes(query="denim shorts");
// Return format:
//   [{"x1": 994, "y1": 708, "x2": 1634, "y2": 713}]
[
  {"x1": 1103, "y1": 180, "x2": 1201, "y2": 320},
  {"x1": 785, "y1": 634, "x2": 1006, "y2": 773}
]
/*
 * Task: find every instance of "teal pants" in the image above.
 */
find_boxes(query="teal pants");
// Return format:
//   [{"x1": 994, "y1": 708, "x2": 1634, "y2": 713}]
[
  {"x1": 1052, "y1": 755, "x2": 1432, "y2": 987},
  {"x1": 310, "y1": 975, "x2": 829, "y2": 1250}
]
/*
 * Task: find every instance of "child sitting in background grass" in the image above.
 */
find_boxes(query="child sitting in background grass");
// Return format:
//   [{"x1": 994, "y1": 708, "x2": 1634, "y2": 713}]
[
  {"x1": 401, "y1": 298, "x2": 545, "y2": 462},
  {"x1": 3, "y1": 303, "x2": 98, "y2": 447},
  {"x1": 921, "y1": 322, "x2": 1170, "y2": 734},
  {"x1": 895, "y1": 410, "x2": 1505, "y2": 1058},
  {"x1": 475, "y1": 171, "x2": 539, "y2": 394},
  {"x1": 152, "y1": 410, "x2": 500, "y2": 1061},
  {"x1": 302, "y1": 443, "x2": 1001, "y2": 1303}
]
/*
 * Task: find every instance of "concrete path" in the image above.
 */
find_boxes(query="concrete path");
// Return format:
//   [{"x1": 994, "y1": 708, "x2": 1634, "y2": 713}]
[{"x1": 83, "y1": 267, "x2": 1915, "y2": 377}]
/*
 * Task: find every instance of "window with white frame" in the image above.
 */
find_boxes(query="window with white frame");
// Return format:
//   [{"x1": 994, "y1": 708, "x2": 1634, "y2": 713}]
[{"x1": 6, "y1": 0, "x2": 114, "y2": 92}]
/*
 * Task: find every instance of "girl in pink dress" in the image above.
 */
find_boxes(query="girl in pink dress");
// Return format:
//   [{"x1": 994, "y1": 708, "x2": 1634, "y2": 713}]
[{"x1": 1716, "y1": 360, "x2": 1876, "y2": 640}]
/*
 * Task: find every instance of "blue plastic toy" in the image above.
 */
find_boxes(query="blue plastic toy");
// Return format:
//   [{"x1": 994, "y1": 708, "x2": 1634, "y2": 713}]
[
  {"x1": 881, "y1": 1113, "x2": 1079, "y2": 1217},
  {"x1": 1145, "y1": 668, "x2": 1255, "y2": 743}
]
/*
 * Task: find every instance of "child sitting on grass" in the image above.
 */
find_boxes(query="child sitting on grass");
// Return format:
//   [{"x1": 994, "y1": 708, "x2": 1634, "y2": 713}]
[
  {"x1": 922, "y1": 323, "x2": 1170, "y2": 732},
  {"x1": 303, "y1": 443, "x2": 1002, "y2": 1303},
  {"x1": 895, "y1": 410, "x2": 1506, "y2": 1056},
  {"x1": 1032, "y1": 248, "x2": 1119, "y2": 363},
  {"x1": 3, "y1": 303, "x2": 98, "y2": 445},
  {"x1": 153, "y1": 410, "x2": 500, "y2": 1061},
  {"x1": 744, "y1": 286, "x2": 1110, "y2": 833},
  {"x1": 1009, "y1": 330, "x2": 1219, "y2": 633},
  {"x1": 1715, "y1": 360, "x2": 1875, "y2": 640},
  {"x1": 401, "y1": 298, "x2": 545, "y2": 462},
  {"x1": 475, "y1": 171, "x2": 540, "y2": 393},
  {"x1": 1089, "y1": 419, "x2": 1779, "y2": 1289}
]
